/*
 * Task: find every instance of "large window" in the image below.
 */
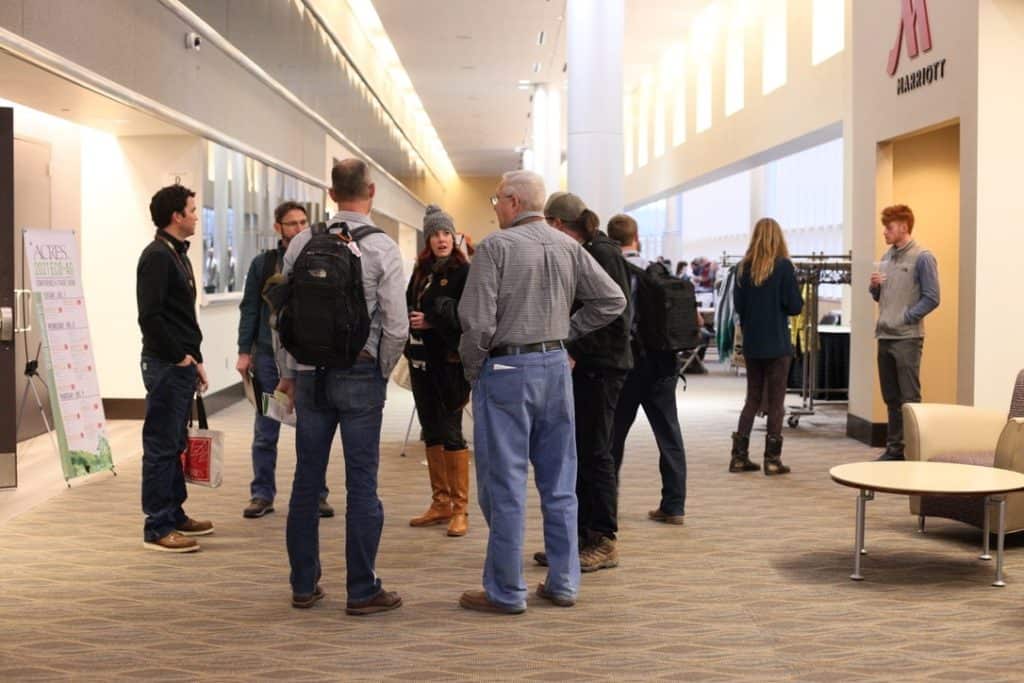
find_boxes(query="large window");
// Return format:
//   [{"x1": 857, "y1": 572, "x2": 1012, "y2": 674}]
[{"x1": 201, "y1": 141, "x2": 324, "y2": 297}]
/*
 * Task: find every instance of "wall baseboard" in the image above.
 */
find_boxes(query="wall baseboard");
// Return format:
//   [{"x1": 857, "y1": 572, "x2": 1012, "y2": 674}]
[
  {"x1": 103, "y1": 382, "x2": 245, "y2": 420},
  {"x1": 846, "y1": 413, "x2": 888, "y2": 447}
]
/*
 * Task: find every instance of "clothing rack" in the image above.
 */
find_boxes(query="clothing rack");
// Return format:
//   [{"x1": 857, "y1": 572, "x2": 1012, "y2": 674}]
[{"x1": 786, "y1": 252, "x2": 852, "y2": 427}]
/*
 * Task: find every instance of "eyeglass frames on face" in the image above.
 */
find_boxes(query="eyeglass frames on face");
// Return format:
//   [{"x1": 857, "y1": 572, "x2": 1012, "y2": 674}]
[
  {"x1": 280, "y1": 218, "x2": 309, "y2": 229},
  {"x1": 489, "y1": 193, "x2": 513, "y2": 207}
]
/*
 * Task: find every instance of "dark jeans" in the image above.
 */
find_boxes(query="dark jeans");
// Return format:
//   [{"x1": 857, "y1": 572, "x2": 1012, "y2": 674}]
[
  {"x1": 878, "y1": 338, "x2": 923, "y2": 454},
  {"x1": 611, "y1": 350, "x2": 687, "y2": 517},
  {"x1": 249, "y1": 350, "x2": 327, "y2": 502},
  {"x1": 286, "y1": 360, "x2": 387, "y2": 601},
  {"x1": 738, "y1": 356, "x2": 792, "y2": 437},
  {"x1": 573, "y1": 365, "x2": 627, "y2": 545},
  {"x1": 409, "y1": 364, "x2": 466, "y2": 450},
  {"x1": 140, "y1": 356, "x2": 195, "y2": 542}
]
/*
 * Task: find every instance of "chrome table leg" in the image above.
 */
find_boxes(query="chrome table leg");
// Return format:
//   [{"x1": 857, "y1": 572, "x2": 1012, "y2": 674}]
[
  {"x1": 994, "y1": 496, "x2": 1007, "y2": 587},
  {"x1": 980, "y1": 496, "x2": 992, "y2": 561},
  {"x1": 851, "y1": 489, "x2": 872, "y2": 580}
]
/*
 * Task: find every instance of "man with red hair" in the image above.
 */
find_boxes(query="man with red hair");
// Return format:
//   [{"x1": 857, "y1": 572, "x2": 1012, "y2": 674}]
[{"x1": 869, "y1": 204, "x2": 940, "y2": 461}]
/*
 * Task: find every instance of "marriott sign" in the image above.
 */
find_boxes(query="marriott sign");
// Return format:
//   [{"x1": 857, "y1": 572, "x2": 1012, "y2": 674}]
[{"x1": 887, "y1": 0, "x2": 947, "y2": 96}]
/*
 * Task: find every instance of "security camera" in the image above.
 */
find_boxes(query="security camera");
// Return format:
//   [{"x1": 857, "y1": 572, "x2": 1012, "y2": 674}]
[{"x1": 185, "y1": 32, "x2": 201, "y2": 51}]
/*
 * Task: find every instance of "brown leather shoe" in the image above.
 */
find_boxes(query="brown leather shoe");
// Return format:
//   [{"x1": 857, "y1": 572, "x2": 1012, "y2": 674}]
[
  {"x1": 292, "y1": 585, "x2": 325, "y2": 609},
  {"x1": 345, "y1": 590, "x2": 402, "y2": 616},
  {"x1": 648, "y1": 509, "x2": 685, "y2": 525},
  {"x1": 243, "y1": 498, "x2": 274, "y2": 518},
  {"x1": 580, "y1": 537, "x2": 618, "y2": 572},
  {"x1": 458, "y1": 590, "x2": 525, "y2": 615},
  {"x1": 176, "y1": 517, "x2": 214, "y2": 536},
  {"x1": 536, "y1": 582, "x2": 576, "y2": 607},
  {"x1": 143, "y1": 531, "x2": 199, "y2": 553},
  {"x1": 318, "y1": 499, "x2": 335, "y2": 518}
]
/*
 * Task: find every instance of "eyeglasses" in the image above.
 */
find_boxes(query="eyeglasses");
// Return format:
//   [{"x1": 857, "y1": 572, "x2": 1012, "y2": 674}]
[
  {"x1": 489, "y1": 193, "x2": 513, "y2": 207},
  {"x1": 280, "y1": 218, "x2": 309, "y2": 229}
]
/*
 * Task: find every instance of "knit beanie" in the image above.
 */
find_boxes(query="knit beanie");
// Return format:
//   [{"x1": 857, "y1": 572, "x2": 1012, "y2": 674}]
[{"x1": 423, "y1": 204, "x2": 455, "y2": 239}]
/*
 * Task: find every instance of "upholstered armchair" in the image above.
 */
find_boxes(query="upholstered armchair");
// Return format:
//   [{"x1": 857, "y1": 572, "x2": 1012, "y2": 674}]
[{"x1": 904, "y1": 371, "x2": 1024, "y2": 533}]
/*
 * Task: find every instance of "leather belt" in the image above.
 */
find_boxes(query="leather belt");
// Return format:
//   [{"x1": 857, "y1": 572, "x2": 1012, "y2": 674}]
[{"x1": 489, "y1": 340, "x2": 565, "y2": 358}]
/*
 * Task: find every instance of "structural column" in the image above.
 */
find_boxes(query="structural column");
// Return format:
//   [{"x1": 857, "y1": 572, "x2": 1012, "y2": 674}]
[
  {"x1": 531, "y1": 83, "x2": 561, "y2": 194},
  {"x1": 567, "y1": 0, "x2": 624, "y2": 223}
]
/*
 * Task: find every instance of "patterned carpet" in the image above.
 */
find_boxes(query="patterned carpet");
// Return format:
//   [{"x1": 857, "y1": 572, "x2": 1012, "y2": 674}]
[{"x1": 2, "y1": 369, "x2": 1023, "y2": 681}]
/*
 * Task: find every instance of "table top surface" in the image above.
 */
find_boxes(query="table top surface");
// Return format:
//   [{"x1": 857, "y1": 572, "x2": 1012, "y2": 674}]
[{"x1": 830, "y1": 461, "x2": 1024, "y2": 496}]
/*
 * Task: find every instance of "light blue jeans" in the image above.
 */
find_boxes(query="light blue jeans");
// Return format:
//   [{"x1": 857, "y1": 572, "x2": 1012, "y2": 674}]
[{"x1": 473, "y1": 349, "x2": 580, "y2": 609}]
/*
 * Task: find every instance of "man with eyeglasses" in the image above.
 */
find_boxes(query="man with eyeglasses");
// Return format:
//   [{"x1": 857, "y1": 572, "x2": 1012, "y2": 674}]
[
  {"x1": 236, "y1": 201, "x2": 333, "y2": 519},
  {"x1": 457, "y1": 170, "x2": 626, "y2": 614}
]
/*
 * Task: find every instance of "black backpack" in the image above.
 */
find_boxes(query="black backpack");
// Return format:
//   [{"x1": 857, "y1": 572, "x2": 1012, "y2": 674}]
[
  {"x1": 276, "y1": 222, "x2": 382, "y2": 369},
  {"x1": 626, "y1": 260, "x2": 701, "y2": 352}
]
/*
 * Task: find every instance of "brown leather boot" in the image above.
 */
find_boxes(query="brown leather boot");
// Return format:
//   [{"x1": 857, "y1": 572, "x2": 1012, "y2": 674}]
[
  {"x1": 410, "y1": 445, "x2": 452, "y2": 526},
  {"x1": 763, "y1": 434, "x2": 791, "y2": 476},
  {"x1": 445, "y1": 448, "x2": 470, "y2": 537},
  {"x1": 728, "y1": 432, "x2": 760, "y2": 472}
]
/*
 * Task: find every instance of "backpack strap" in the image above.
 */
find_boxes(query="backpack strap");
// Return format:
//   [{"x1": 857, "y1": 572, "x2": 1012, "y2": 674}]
[
  {"x1": 259, "y1": 248, "x2": 278, "y2": 291},
  {"x1": 349, "y1": 225, "x2": 384, "y2": 241}
]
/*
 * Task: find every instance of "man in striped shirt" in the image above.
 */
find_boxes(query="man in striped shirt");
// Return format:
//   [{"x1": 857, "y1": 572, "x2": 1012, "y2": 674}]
[{"x1": 457, "y1": 170, "x2": 626, "y2": 614}]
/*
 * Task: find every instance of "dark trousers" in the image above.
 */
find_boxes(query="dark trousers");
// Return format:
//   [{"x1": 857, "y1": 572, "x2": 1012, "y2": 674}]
[
  {"x1": 410, "y1": 365, "x2": 466, "y2": 450},
  {"x1": 287, "y1": 360, "x2": 387, "y2": 601},
  {"x1": 611, "y1": 350, "x2": 687, "y2": 517},
  {"x1": 878, "y1": 338, "x2": 923, "y2": 454},
  {"x1": 573, "y1": 365, "x2": 627, "y2": 545},
  {"x1": 140, "y1": 356, "x2": 195, "y2": 541},
  {"x1": 249, "y1": 350, "x2": 327, "y2": 502},
  {"x1": 738, "y1": 356, "x2": 792, "y2": 437}
]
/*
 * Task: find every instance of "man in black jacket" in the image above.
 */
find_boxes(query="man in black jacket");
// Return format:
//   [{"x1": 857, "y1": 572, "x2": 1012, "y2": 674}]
[
  {"x1": 236, "y1": 201, "x2": 332, "y2": 519},
  {"x1": 136, "y1": 184, "x2": 212, "y2": 553},
  {"x1": 536, "y1": 192, "x2": 633, "y2": 572}
]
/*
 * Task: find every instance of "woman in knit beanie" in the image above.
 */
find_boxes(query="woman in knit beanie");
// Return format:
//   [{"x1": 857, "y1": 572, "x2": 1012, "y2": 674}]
[{"x1": 405, "y1": 205, "x2": 472, "y2": 537}]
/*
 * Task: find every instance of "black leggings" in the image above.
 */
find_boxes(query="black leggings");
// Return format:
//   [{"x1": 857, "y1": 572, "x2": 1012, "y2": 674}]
[
  {"x1": 410, "y1": 365, "x2": 466, "y2": 451},
  {"x1": 737, "y1": 356, "x2": 792, "y2": 438}
]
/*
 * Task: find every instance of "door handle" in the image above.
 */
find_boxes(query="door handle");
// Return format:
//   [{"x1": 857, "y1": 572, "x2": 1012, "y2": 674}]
[
  {"x1": 14, "y1": 289, "x2": 32, "y2": 334},
  {"x1": 0, "y1": 306, "x2": 11, "y2": 342}
]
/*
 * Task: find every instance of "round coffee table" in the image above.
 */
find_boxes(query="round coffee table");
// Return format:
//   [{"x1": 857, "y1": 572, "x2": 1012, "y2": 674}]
[{"x1": 830, "y1": 461, "x2": 1024, "y2": 586}]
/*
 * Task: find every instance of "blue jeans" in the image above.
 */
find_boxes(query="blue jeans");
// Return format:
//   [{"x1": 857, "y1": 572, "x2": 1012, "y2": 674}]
[
  {"x1": 611, "y1": 350, "x2": 687, "y2": 516},
  {"x1": 140, "y1": 356, "x2": 196, "y2": 541},
  {"x1": 286, "y1": 360, "x2": 387, "y2": 600},
  {"x1": 249, "y1": 350, "x2": 328, "y2": 502},
  {"x1": 473, "y1": 350, "x2": 579, "y2": 609}
]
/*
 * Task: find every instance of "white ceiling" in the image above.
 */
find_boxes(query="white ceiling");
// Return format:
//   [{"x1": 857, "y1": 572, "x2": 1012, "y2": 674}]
[{"x1": 375, "y1": 0, "x2": 711, "y2": 177}]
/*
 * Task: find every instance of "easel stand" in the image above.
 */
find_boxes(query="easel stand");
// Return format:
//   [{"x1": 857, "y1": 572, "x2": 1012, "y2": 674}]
[{"x1": 15, "y1": 342, "x2": 64, "y2": 483}]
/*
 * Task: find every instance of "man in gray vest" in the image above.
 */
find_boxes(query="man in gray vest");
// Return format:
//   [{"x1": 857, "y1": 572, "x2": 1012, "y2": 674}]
[{"x1": 869, "y1": 204, "x2": 940, "y2": 461}]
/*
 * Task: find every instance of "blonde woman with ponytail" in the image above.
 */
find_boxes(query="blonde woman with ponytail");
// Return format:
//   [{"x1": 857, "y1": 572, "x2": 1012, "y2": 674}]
[{"x1": 730, "y1": 218, "x2": 803, "y2": 475}]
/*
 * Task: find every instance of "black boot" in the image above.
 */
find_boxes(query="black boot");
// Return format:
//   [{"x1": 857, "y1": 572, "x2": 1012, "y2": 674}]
[
  {"x1": 728, "y1": 432, "x2": 760, "y2": 472},
  {"x1": 763, "y1": 434, "x2": 791, "y2": 476}
]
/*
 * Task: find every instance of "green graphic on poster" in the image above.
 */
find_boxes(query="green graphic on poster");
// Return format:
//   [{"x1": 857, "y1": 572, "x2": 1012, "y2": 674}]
[{"x1": 23, "y1": 230, "x2": 113, "y2": 480}]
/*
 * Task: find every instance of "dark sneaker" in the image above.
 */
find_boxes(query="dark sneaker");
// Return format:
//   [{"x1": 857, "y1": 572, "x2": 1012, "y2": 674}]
[
  {"x1": 175, "y1": 517, "x2": 214, "y2": 536},
  {"x1": 346, "y1": 590, "x2": 402, "y2": 616},
  {"x1": 533, "y1": 551, "x2": 549, "y2": 567},
  {"x1": 292, "y1": 585, "x2": 324, "y2": 609},
  {"x1": 648, "y1": 509, "x2": 685, "y2": 525},
  {"x1": 876, "y1": 450, "x2": 905, "y2": 461},
  {"x1": 243, "y1": 498, "x2": 274, "y2": 519},
  {"x1": 458, "y1": 590, "x2": 525, "y2": 615},
  {"x1": 143, "y1": 531, "x2": 199, "y2": 553},
  {"x1": 318, "y1": 499, "x2": 335, "y2": 518},
  {"x1": 580, "y1": 537, "x2": 618, "y2": 573},
  {"x1": 536, "y1": 582, "x2": 576, "y2": 607}
]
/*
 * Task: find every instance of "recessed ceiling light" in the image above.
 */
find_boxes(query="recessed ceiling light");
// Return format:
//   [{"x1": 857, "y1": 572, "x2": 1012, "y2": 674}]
[
  {"x1": 455, "y1": 34, "x2": 472, "y2": 40},
  {"x1": 537, "y1": 31, "x2": 545, "y2": 46},
  {"x1": 461, "y1": 65, "x2": 475, "y2": 70}
]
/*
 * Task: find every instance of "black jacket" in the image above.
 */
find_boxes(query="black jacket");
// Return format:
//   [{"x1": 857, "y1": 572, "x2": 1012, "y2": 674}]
[
  {"x1": 136, "y1": 231, "x2": 203, "y2": 363},
  {"x1": 733, "y1": 258, "x2": 803, "y2": 359},
  {"x1": 237, "y1": 243, "x2": 285, "y2": 355},
  {"x1": 566, "y1": 232, "x2": 633, "y2": 371},
  {"x1": 405, "y1": 257, "x2": 470, "y2": 410}
]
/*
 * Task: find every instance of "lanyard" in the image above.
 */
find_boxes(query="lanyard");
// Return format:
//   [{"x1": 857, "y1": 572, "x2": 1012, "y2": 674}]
[{"x1": 157, "y1": 236, "x2": 196, "y2": 297}]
